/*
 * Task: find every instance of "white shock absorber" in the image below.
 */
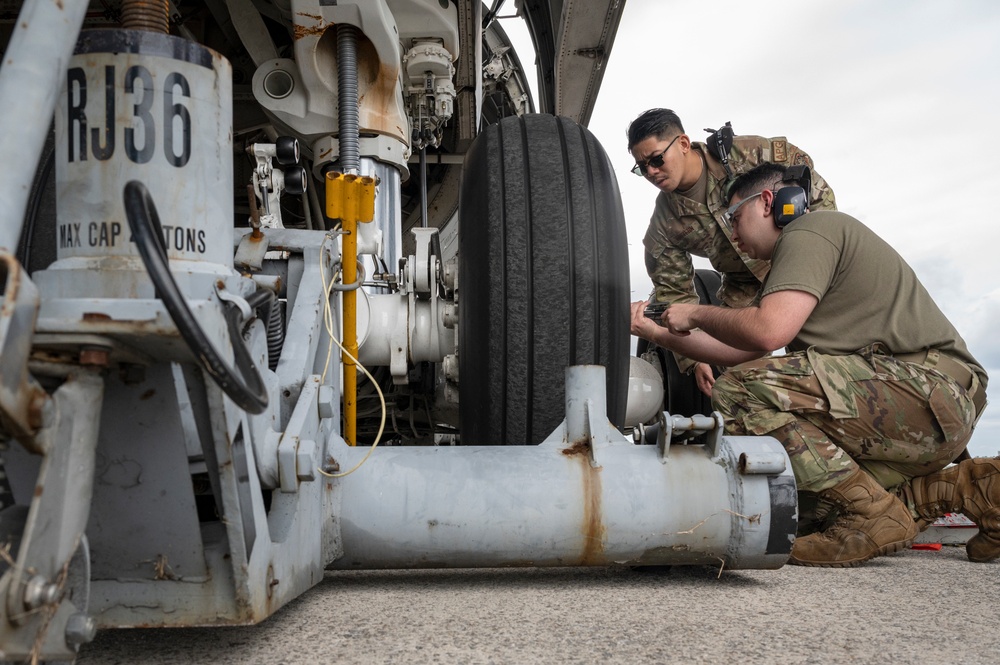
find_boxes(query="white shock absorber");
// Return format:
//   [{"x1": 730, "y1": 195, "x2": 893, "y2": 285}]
[
  {"x1": 45, "y1": 29, "x2": 234, "y2": 299},
  {"x1": 356, "y1": 227, "x2": 455, "y2": 384}
]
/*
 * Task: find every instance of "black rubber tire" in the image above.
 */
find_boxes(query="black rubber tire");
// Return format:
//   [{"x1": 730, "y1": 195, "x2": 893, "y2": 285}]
[
  {"x1": 459, "y1": 114, "x2": 629, "y2": 445},
  {"x1": 693, "y1": 268, "x2": 722, "y2": 308},
  {"x1": 636, "y1": 269, "x2": 722, "y2": 418}
]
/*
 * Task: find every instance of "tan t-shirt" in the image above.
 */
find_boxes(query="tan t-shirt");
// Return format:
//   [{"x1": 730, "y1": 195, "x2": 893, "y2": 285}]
[{"x1": 762, "y1": 210, "x2": 986, "y2": 384}]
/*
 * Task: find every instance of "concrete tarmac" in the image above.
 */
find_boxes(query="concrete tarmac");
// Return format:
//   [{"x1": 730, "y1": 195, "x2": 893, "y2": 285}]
[{"x1": 77, "y1": 546, "x2": 999, "y2": 664}]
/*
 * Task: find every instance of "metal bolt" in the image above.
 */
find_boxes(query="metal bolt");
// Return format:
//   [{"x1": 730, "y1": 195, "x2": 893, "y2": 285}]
[
  {"x1": 24, "y1": 575, "x2": 59, "y2": 610},
  {"x1": 79, "y1": 346, "x2": 111, "y2": 367},
  {"x1": 65, "y1": 612, "x2": 97, "y2": 648}
]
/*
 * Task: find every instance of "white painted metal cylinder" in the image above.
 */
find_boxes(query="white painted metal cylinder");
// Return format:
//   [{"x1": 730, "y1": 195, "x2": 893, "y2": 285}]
[
  {"x1": 357, "y1": 292, "x2": 454, "y2": 366},
  {"x1": 327, "y1": 433, "x2": 796, "y2": 571},
  {"x1": 53, "y1": 31, "x2": 233, "y2": 277},
  {"x1": 355, "y1": 292, "x2": 397, "y2": 366},
  {"x1": 329, "y1": 361, "x2": 795, "y2": 571},
  {"x1": 739, "y1": 451, "x2": 788, "y2": 475}
]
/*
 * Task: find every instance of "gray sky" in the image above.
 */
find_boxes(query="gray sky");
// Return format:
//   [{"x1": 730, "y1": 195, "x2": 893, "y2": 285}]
[{"x1": 503, "y1": 0, "x2": 1000, "y2": 456}]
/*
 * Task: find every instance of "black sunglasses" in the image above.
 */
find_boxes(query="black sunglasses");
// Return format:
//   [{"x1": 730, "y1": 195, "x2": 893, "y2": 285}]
[{"x1": 631, "y1": 135, "x2": 680, "y2": 176}]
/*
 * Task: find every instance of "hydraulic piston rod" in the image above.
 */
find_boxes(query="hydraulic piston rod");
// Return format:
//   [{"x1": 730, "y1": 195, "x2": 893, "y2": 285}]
[{"x1": 326, "y1": 172, "x2": 376, "y2": 446}]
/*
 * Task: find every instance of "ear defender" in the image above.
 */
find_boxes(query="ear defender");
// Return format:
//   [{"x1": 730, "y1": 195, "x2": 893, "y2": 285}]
[
  {"x1": 773, "y1": 186, "x2": 808, "y2": 227},
  {"x1": 773, "y1": 165, "x2": 812, "y2": 227}
]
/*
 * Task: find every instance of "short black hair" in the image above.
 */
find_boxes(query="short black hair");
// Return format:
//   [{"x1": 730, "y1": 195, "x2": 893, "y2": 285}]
[
  {"x1": 627, "y1": 108, "x2": 684, "y2": 152},
  {"x1": 727, "y1": 162, "x2": 788, "y2": 203}
]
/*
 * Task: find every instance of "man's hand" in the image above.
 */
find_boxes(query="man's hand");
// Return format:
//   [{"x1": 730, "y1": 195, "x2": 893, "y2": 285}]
[
  {"x1": 693, "y1": 362, "x2": 715, "y2": 397},
  {"x1": 630, "y1": 301, "x2": 660, "y2": 341},
  {"x1": 662, "y1": 302, "x2": 699, "y2": 336}
]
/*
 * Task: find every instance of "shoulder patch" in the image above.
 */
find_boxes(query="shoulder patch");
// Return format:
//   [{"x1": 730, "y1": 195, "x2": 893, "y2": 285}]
[{"x1": 771, "y1": 139, "x2": 787, "y2": 163}]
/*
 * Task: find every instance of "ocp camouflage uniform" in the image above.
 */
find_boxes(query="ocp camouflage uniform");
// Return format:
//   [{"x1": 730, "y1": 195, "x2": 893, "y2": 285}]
[
  {"x1": 711, "y1": 210, "x2": 987, "y2": 531},
  {"x1": 643, "y1": 136, "x2": 836, "y2": 371},
  {"x1": 713, "y1": 347, "x2": 977, "y2": 492}
]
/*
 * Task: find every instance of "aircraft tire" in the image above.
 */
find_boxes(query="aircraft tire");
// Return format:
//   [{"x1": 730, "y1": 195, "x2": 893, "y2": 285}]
[{"x1": 458, "y1": 114, "x2": 629, "y2": 444}]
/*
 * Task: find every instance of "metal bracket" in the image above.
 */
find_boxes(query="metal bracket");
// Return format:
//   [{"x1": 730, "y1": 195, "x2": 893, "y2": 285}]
[
  {"x1": 0, "y1": 370, "x2": 104, "y2": 660},
  {"x1": 0, "y1": 252, "x2": 50, "y2": 449},
  {"x1": 277, "y1": 376, "x2": 321, "y2": 492},
  {"x1": 215, "y1": 282, "x2": 253, "y2": 323},
  {"x1": 408, "y1": 227, "x2": 442, "y2": 297},
  {"x1": 657, "y1": 411, "x2": 725, "y2": 463}
]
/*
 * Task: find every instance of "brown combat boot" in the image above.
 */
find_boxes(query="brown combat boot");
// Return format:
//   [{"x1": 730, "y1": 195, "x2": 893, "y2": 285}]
[
  {"x1": 789, "y1": 468, "x2": 918, "y2": 567},
  {"x1": 906, "y1": 457, "x2": 1000, "y2": 563}
]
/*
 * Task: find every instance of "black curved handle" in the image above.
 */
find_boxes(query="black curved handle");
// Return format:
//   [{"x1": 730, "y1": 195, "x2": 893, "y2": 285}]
[{"x1": 123, "y1": 180, "x2": 269, "y2": 414}]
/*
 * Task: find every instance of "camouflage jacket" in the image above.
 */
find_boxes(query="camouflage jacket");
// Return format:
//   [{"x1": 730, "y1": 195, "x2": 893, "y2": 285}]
[{"x1": 642, "y1": 135, "x2": 837, "y2": 370}]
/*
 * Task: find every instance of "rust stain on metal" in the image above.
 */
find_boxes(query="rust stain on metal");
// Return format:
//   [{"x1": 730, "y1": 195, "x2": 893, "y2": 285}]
[
  {"x1": 264, "y1": 564, "x2": 279, "y2": 616},
  {"x1": 561, "y1": 440, "x2": 589, "y2": 457},
  {"x1": 562, "y1": 439, "x2": 605, "y2": 564},
  {"x1": 366, "y1": 61, "x2": 402, "y2": 135},
  {"x1": 27, "y1": 389, "x2": 48, "y2": 430},
  {"x1": 82, "y1": 312, "x2": 112, "y2": 321},
  {"x1": 293, "y1": 23, "x2": 326, "y2": 39},
  {"x1": 347, "y1": 39, "x2": 405, "y2": 140},
  {"x1": 293, "y1": 13, "x2": 328, "y2": 40}
]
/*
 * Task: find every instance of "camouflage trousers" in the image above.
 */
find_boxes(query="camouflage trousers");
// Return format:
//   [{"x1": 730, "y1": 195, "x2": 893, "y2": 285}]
[{"x1": 711, "y1": 346, "x2": 976, "y2": 494}]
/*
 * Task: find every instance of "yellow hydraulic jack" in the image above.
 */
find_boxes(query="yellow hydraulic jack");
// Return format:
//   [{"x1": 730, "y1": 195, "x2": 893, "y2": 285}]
[{"x1": 325, "y1": 172, "x2": 376, "y2": 446}]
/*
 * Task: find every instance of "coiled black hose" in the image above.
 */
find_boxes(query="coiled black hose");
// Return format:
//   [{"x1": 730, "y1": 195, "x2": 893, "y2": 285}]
[{"x1": 123, "y1": 180, "x2": 269, "y2": 414}]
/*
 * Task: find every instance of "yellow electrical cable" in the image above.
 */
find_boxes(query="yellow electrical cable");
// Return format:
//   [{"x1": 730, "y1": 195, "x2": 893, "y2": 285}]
[{"x1": 316, "y1": 234, "x2": 386, "y2": 478}]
